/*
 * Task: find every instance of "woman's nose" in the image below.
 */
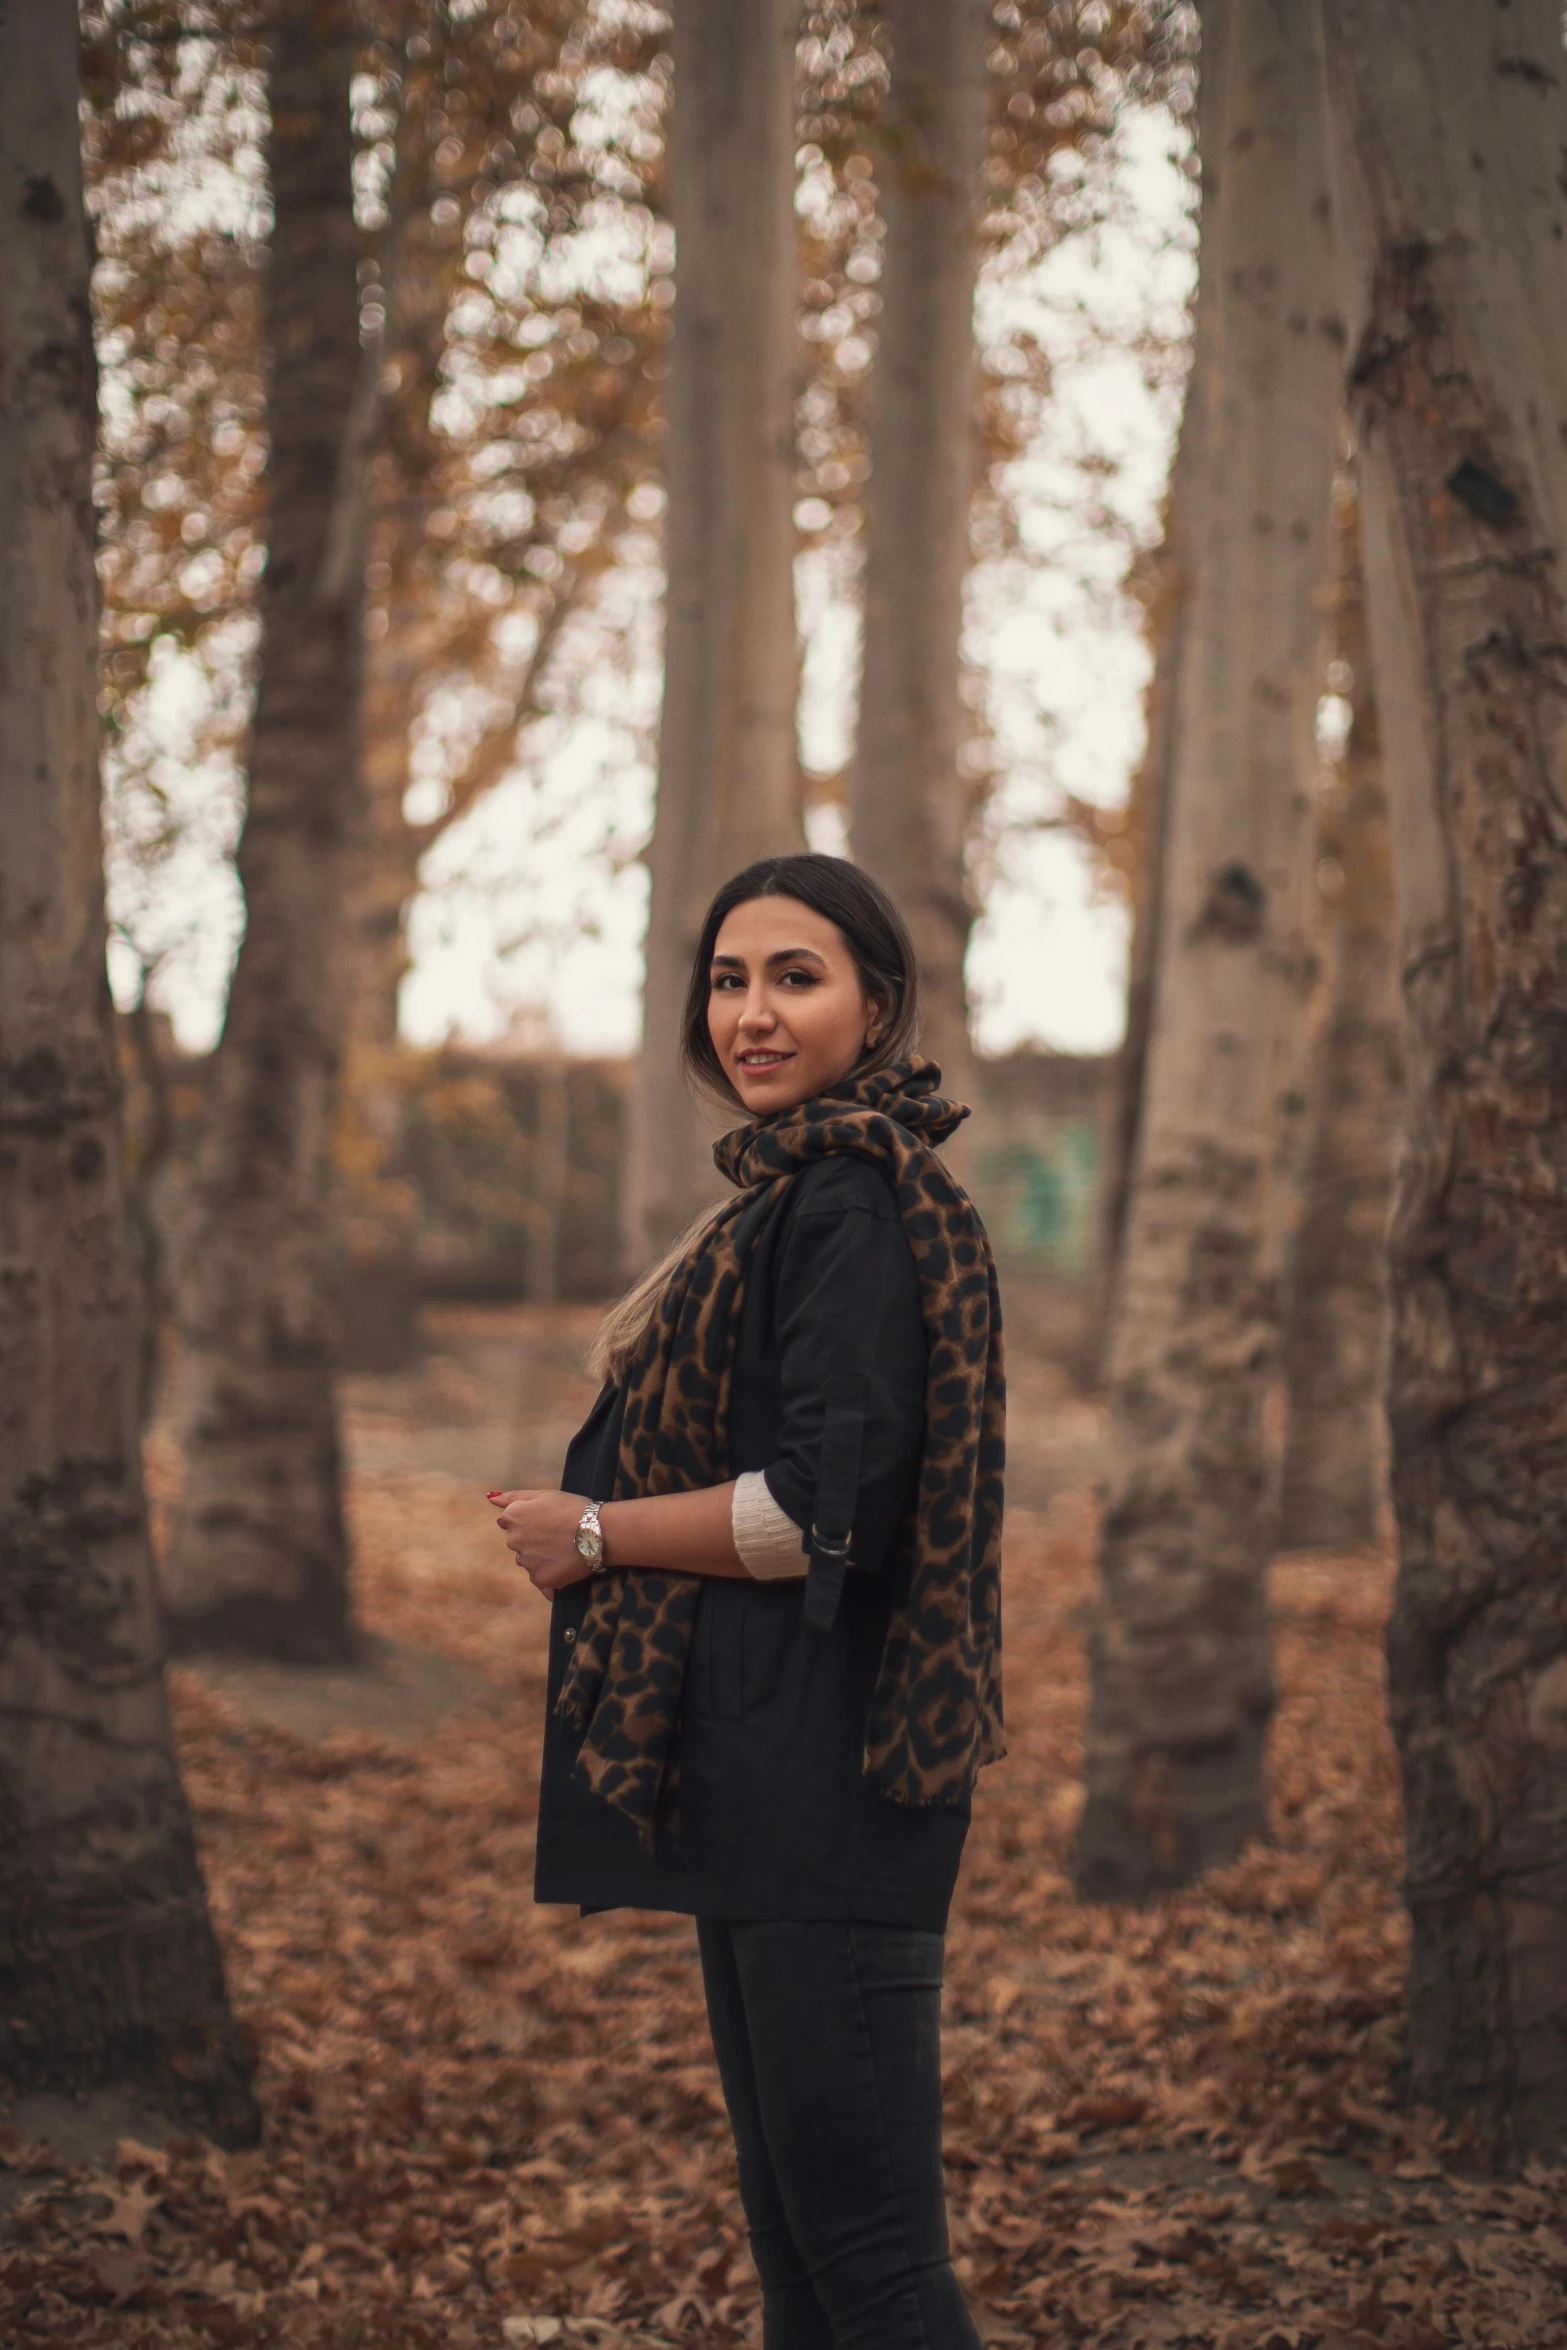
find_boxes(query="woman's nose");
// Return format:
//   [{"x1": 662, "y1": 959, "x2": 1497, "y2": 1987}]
[{"x1": 737, "y1": 991, "x2": 776, "y2": 1032}]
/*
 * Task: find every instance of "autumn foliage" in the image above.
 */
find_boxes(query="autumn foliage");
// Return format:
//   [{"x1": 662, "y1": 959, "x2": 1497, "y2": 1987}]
[{"x1": 3, "y1": 1313, "x2": 1561, "y2": 2347}]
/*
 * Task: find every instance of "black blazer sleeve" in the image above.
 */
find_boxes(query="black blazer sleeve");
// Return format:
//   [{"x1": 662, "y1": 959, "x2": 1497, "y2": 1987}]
[{"x1": 761, "y1": 1158, "x2": 927, "y2": 1575}]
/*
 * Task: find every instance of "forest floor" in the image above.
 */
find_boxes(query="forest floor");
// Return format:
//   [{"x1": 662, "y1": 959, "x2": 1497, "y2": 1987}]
[{"x1": 3, "y1": 1304, "x2": 1566, "y2": 2349}]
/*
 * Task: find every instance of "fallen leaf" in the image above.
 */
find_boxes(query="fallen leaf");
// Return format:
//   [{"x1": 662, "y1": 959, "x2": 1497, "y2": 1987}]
[
  {"x1": 1062, "y1": 2092, "x2": 1149, "y2": 2130},
  {"x1": 84, "y1": 2174, "x2": 159, "y2": 2247},
  {"x1": 82, "y1": 2244, "x2": 148, "y2": 2306},
  {"x1": 1266, "y1": 2153, "x2": 1332, "y2": 2198}
]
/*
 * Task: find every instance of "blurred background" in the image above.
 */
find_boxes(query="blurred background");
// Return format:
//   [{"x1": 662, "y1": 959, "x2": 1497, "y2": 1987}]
[{"x1": 98, "y1": 1, "x2": 1193, "y2": 1399}]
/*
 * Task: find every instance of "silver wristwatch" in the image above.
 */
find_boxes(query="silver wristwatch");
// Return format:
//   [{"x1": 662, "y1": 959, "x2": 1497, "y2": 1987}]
[{"x1": 574, "y1": 1501, "x2": 607, "y2": 1573}]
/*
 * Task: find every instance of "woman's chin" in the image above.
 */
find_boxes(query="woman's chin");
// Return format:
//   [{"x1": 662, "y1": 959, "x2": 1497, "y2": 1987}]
[{"x1": 732, "y1": 1065, "x2": 806, "y2": 1114}]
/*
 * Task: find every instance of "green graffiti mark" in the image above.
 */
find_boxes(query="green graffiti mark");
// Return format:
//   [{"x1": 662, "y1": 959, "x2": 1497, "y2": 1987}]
[{"x1": 979, "y1": 1124, "x2": 1101, "y2": 1271}]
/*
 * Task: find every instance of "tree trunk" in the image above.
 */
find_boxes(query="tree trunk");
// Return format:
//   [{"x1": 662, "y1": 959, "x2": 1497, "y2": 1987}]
[
  {"x1": 1100, "y1": 0, "x2": 1232, "y2": 1319},
  {"x1": 1101, "y1": 504, "x2": 1182, "y2": 1318},
  {"x1": 1278, "y1": 483, "x2": 1400, "y2": 1550},
  {"x1": 161, "y1": 0, "x2": 365, "y2": 1660},
  {"x1": 123, "y1": 977, "x2": 178, "y2": 1430},
  {"x1": 1073, "y1": 0, "x2": 1342, "y2": 1902},
  {"x1": 337, "y1": 527, "x2": 436, "y2": 1376},
  {"x1": 526, "y1": 1059, "x2": 570, "y2": 1306},
  {"x1": 356, "y1": 562, "x2": 431, "y2": 1058},
  {"x1": 850, "y1": 0, "x2": 988, "y2": 1109},
  {"x1": 0, "y1": 0, "x2": 256, "y2": 2140},
  {"x1": 624, "y1": 0, "x2": 803, "y2": 1264},
  {"x1": 1321, "y1": 0, "x2": 1567, "y2": 2158},
  {"x1": 353, "y1": 172, "x2": 454, "y2": 1067},
  {"x1": 339, "y1": 200, "x2": 468, "y2": 1374}
]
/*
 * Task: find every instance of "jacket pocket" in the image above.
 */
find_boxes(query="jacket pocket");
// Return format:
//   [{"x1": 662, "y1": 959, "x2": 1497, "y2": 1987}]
[{"x1": 693, "y1": 1581, "x2": 746, "y2": 1724}]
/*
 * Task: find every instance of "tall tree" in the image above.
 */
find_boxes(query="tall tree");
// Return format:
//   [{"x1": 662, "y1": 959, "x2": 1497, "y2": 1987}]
[
  {"x1": 624, "y1": 0, "x2": 804, "y2": 1263},
  {"x1": 0, "y1": 0, "x2": 255, "y2": 2137},
  {"x1": 1278, "y1": 481, "x2": 1400, "y2": 1551},
  {"x1": 338, "y1": 7, "x2": 664, "y2": 1354},
  {"x1": 850, "y1": 0, "x2": 988, "y2": 1104},
  {"x1": 1099, "y1": 492, "x2": 1185, "y2": 1310},
  {"x1": 1074, "y1": 0, "x2": 1342, "y2": 1901},
  {"x1": 349, "y1": 1, "x2": 667, "y2": 1058},
  {"x1": 1100, "y1": 0, "x2": 1231, "y2": 1305},
  {"x1": 160, "y1": 0, "x2": 366, "y2": 1659},
  {"x1": 1321, "y1": 0, "x2": 1567, "y2": 2155}
]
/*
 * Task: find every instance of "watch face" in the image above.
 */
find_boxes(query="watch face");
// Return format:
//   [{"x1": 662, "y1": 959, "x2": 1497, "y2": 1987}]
[{"x1": 575, "y1": 1523, "x2": 601, "y2": 1561}]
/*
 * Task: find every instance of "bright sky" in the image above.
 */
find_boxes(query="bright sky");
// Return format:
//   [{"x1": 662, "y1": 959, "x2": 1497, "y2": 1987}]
[{"x1": 111, "y1": 105, "x2": 1193, "y2": 1062}]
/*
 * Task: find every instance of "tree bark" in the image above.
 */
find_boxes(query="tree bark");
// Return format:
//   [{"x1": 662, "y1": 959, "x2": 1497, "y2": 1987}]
[
  {"x1": 123, "y1": 976, "x2": 177, "y2": 1431},
  {"x1": 1278, "y1": 483, "x2": 1400, "y2": 1550},
  {"x1": 624, "y1": 0, "x2": 804, "y2": 1263},
  {"x1": 1101, "y1": 500, "x2": 1182, "y2": 1314},
  {"x1": 850, "y1": 0, "x2": 988, "y2": 1108},
  {"x1": 1100, "y1": 0, "x2": 1231, "y2": 1320},
  {"x1": 1321, "y1": 0, "x2": 1567, "y2": 2157},
  {"x1": 0, "y1": 0, "x2": 256, "y2": 2139},
  {"x1": 161, "y1": 0, "x2": 365, "y2": 1660},
  {"x1": 1073, "y1": 0, "x2": 1342, "y2": 1902}
]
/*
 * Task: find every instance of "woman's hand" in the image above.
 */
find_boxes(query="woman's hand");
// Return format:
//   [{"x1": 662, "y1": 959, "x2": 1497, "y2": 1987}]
[{"x1": 489, "y1": 1489, "x2": 596, "y2": 1598}]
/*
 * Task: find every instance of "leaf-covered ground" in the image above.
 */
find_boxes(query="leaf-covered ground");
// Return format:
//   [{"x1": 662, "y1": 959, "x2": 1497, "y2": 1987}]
[{"x1": 3, "y1": 1310, "x2": 1564, "y2": 2347}]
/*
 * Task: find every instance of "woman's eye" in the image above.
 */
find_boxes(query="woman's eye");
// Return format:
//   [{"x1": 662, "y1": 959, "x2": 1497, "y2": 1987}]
[
  {"x1": 779, "y1": 968, "x2": 818, "y2": 987},
  {"x1": 710, "y1": 971, "x2": 742, "y2": 991}
]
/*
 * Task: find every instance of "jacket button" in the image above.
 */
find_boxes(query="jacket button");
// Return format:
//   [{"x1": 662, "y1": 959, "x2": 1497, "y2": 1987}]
[{"x1": 562, "y1": 1627, "x2": 576, "y2": 1645}]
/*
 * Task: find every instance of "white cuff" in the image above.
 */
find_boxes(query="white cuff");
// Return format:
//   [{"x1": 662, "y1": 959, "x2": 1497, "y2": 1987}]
[{"x1": 732, "y1": 1471, "x2": 809, "y2": 1581}]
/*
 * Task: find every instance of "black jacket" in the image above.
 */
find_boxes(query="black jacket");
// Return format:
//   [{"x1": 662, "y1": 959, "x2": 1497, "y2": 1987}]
[{"x1": 532, "y1": 1153, "x2": 972, "y2": 1929}]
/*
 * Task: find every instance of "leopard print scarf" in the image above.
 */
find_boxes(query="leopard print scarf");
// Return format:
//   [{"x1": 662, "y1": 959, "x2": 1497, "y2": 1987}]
[{"x1": 556, "y1": 1057, "x2": 1005, "y2": 1839}]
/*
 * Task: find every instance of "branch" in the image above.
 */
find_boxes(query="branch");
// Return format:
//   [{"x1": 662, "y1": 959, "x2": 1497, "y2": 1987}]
[{"x1": 409, "y1": 487, "x2": 633, "y2": 851}]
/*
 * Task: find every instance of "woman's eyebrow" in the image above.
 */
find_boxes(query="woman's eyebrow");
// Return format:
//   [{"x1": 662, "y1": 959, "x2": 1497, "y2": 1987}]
[{"x1": 709, "y1": 947, "x2": 828, "y2": 971}]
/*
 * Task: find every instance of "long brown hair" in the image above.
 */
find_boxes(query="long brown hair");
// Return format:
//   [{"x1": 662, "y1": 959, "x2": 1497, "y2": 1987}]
[{"x1": 588, "y1": 857, "x2": 919, "y2": 1384}]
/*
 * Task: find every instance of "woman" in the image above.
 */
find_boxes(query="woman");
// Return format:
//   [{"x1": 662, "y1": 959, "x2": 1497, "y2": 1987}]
[{"x1": 491, "y1": 853, "x2": 1005, "y2": 2350}]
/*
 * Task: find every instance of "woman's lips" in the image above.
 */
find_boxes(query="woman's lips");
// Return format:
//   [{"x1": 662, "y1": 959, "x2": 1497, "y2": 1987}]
[{"x1": 737, "y1": 1050, "x2": 792, "y2": 1069}]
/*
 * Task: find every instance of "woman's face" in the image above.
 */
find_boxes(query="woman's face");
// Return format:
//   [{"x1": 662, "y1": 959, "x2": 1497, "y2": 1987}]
[{"x1": 707, "y1": 894, "x2": 880, "y2": 1117}]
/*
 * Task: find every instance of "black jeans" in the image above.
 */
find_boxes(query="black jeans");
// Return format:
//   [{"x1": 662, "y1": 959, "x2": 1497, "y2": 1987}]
[{"x1": 696, "y1": 1918, "x2": 981, "y2": 2350}]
